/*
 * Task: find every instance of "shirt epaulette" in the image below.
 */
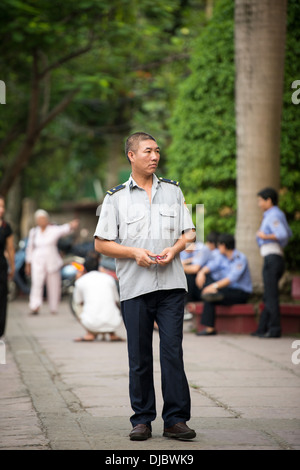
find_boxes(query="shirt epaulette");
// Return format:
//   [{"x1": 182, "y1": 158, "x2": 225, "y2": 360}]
[
  {"x1": 106, "y1": 184, "x2": 126, "y2": 195},
  {"x1": 159, "y1": 177, "x2": 180, "y2": 186}
]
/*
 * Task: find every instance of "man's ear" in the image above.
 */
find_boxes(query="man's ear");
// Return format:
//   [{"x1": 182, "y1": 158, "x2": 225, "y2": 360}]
[{"x1": 127, "y1": 150, "x2": 134, "y2": 163}]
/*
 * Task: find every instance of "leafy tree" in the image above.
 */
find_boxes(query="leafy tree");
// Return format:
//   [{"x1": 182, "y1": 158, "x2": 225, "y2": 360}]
[
  {"x1": 0, "y1": 0, "x2": 187, "y2": 194},
  {"x1": 0, "y1": 0, "x2": 207, "y2": 209}
]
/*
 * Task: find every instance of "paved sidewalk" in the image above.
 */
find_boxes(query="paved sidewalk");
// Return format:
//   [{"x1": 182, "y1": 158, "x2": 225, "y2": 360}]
[{"x1": 1, "y1": 298, "x2": 300, "y2": 451}]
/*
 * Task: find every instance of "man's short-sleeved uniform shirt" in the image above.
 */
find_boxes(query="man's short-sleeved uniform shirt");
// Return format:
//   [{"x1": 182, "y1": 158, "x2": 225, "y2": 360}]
[
  {"x1": 256, "y1": 206, "x2": 292, "y2": 249},
  {"x1": 94, "y1": 174, "x2": 195, "y2": 301},
  {"x1": 206, "y1": 249, "x2": 252, "y2": 293}
]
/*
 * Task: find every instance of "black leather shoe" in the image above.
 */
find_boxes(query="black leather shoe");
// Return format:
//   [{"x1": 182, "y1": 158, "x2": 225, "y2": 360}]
[
  {"x1": 129, "y1": 424, "x2": 152, "y2": 441},
  {"x1": 261, "y1": 331, "x2": 281, "y2": 338},
  {"x1": 196, "y1": 329, "x2": 217, "y2": 336},
  {"x1": 163, "y1": 422, "x2": 196, "y2": 440},
  {"x1": 251, "y1": 330, "x2": 265, "y2": 337}
]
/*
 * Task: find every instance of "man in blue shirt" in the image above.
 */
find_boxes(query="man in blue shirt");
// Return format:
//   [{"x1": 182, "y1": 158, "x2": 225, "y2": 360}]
[
  {"x1": 195, "y1": 234, "x2": 252, "y2": 336},
  {"x1": 181, "y1": 231, "x2": 220, "y2": 304},
  {"x1": 252, "y1": 187, "x2": 292, "y2": 338}
]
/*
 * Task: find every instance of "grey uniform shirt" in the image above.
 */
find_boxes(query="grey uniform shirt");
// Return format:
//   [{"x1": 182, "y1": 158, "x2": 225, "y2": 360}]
[{"x1": 94, "y1": 174, "x2": 195, "y2": 302}]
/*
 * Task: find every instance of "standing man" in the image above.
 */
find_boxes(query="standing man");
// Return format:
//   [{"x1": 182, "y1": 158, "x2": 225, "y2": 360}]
[
  {"x1": 252, "y1": 187, "x2": 292, "y2": 338},
  {"x1": 94, "y1": 132, "x2": 196, "y2": 441}
]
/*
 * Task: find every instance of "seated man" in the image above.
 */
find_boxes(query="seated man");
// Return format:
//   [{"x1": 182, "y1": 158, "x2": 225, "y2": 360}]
[
  {"x1": 73, "y1": 254, "x2": 123, "y2": 342},
  {"x1": 195, "y1": 233, "x2": 252, "y2": 336},
  {"x1": 181, "y1": 231, "x2": 220, "y2": 304}
]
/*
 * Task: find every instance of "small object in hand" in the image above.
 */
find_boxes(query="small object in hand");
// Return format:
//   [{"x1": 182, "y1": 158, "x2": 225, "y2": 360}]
[{"x1": 156, "y1": 255, "x2": 166, "y2": 260}]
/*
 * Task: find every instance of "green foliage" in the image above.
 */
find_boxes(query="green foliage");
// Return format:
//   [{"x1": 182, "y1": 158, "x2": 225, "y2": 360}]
[
  {"x1": 0, "y1": 0, "x2": 209, "y2": 209},
  {"x1": 280, "y1": 0, "x2": 300, "y2": 270},
  {"x1": 167, "y1": 0, "x2": 300, "y2": 270},
  {"x1": 0, "y1": 0, "x2": 206, "y2": 207},
  {"x1": 166, "y1": 0, "x2": 236, "y2": 235}
]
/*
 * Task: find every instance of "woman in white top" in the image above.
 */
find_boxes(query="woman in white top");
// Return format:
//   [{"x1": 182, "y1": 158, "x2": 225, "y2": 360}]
[{"x1": 25, "y1": 209, "x2": 79, "y2": 315}]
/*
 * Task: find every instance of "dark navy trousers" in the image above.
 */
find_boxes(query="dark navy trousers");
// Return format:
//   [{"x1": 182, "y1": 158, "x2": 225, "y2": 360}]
[
  {"x1": 121, "y1": 289, "x2": 191, "y2": 429},
  {"x1": 258, "y1": 254, "x2": 285, "y2": 336},
  {"x1": 0, "y1": 258, "x2": 8, "y2": 337}
]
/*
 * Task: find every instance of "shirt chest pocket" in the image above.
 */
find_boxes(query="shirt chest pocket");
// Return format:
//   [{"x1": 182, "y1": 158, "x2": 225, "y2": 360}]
[
  {"x1": 125, "y1": 213, "x2": 147, "y2": 239},
  {"x1": 159, "y1": 208, "x2": 178, "y2": 238}
]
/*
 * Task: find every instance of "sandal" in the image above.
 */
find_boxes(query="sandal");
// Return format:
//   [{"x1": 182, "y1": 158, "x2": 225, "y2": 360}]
[{"x1": 73, "y1": 336, "x2": 96, "y2": 342}]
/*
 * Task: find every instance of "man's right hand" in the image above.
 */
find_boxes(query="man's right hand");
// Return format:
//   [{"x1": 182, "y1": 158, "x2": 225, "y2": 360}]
[{"x1": 133, "y1": 248, "x2": 158, "y2": 268}]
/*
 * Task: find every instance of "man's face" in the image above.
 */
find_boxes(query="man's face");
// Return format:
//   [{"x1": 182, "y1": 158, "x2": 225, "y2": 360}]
[
  {"x1": 218, "y1": 243, "x2": 226, "y2": 255},
  {"x1": 258, "y1": 196, "x2": 272, "y2": 212},
  {"x1": 128, "y1": 139, "x2": 160, "y2": 176}
]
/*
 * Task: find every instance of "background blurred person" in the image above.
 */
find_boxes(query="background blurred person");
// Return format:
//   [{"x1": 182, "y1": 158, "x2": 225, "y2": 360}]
[
  {"x1": 25, "y1": 209, "x2": 79, "y2": 315},
  {"x1": 196, "y1": 233, "x2": 252, "y2": 335},
  {"x1": 73, "y1": 254, "x2": 123, "y2": 342},
  {"x1": 182, "y1": 231, "x2": 220, "y2": 304},
  {"x1": 253, "y1": 187, "x2": 292, "y2": 338},
  {"x1": 0, "y1": 196, "x2": 15, "y2": 337}
]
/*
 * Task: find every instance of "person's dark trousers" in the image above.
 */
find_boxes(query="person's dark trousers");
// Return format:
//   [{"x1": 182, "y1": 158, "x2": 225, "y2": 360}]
[
  {"x1": 201, "y1": 275, "x2": 249, "y2": 328},
  {"x1": 0, "y1": 259, "x2": 8, "y2": 337},
  {"x1": 257, "y1": 254, "x2": 285, "y2": 336},
  {"x1": 184, "y1": 273, "x2": 202, "y2": 305},
  {"x1": 121, "y1": 289, "x2": 191, "y2": 430}
]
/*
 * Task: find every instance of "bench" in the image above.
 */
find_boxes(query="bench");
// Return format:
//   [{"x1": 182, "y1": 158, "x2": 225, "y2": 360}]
[
  {"x1": 187, "y1": 276, "x2": 300, "y2": 335},
  {"x1": 291, "y1": 275, "x2": 300, "y2": 300},
  {"x1": 186, "y1": 302, "x2": 258, "y2": 334},
  {"x1": 258, "y1": 303, "x2": 300, "y2": 335}
]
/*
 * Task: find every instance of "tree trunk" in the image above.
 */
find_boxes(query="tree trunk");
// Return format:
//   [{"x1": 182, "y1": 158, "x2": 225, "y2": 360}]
[
  {"x1": 6, "y1": 176, "x2": 22, "y2": 242},
  {"x1": 234, "y1": 0, "x2": 287, "y2": 291}
]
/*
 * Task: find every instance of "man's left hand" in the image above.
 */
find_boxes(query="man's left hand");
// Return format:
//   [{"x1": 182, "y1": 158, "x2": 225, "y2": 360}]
[
  {"x1": 156, "y1": 247, "x2": 176, "y2": 265},
  {"x1": 202, "y1": 284, "x2": 218, "y2": 294}
]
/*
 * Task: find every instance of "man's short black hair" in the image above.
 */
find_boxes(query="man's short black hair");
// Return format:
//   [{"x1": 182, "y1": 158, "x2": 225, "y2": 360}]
[
  {"x1": 218, "y1": 233, "x2": 235, "y2": 250},
  {"x1": 84, "y1": 255, "x2": 99, "y2": 272},
  {"x1": 206, "y1": 231, "x2": 220, "y2": 245},
  {"x1": 125, "y1": 132, "x2": 157, "y2": 163},
  {"x1": 257, "y1": 187, "x2": 278, "y2": 206}
]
